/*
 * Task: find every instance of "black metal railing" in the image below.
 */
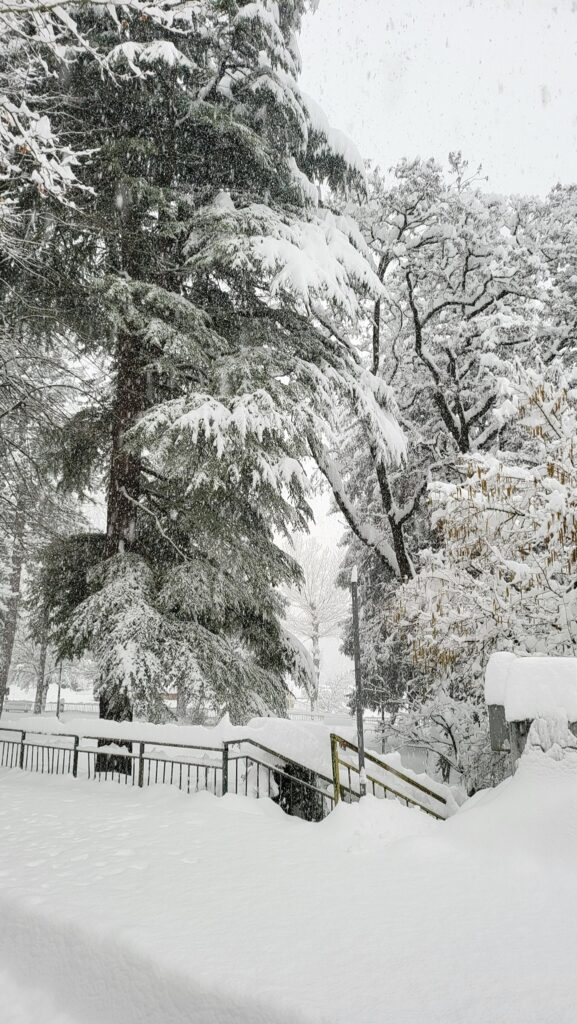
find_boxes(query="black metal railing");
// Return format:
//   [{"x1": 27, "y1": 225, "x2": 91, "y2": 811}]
[
  {"x1": 0, "y1": 726, "x2": 449, "y2": 821},
  {"x1": 23, "y1": 738, "x2": 75, "y2": 776},
  {"x1": 0, "y1": 731, "x2": 21, "y2": 769},
  {"x1": 0, "y1": 727, "x2": 334, "y2": 821},
  {"x1": 4, "y1": 700, "x2": 100, "y2": 716},
  {"x1": 223, "y1": 740, "x2": 335, "y2": 820}
]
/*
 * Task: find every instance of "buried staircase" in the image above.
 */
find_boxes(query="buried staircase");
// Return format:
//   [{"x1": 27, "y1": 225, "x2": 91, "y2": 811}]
[
  {"x1": 330, "y1": 734, "x2": 449, "y2": 819},
  {"x1": 0, "y1": 722, "x2": 451, "y2": 822}
]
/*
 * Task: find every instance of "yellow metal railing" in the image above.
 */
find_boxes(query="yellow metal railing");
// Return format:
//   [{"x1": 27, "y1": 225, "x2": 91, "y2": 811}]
[{"x1": 330, "y1": 733, "x2": 449, "y2": 820}]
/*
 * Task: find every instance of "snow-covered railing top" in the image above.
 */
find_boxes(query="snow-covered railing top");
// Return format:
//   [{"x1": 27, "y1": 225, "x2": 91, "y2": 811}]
[
  {"x1": 0, "y1": 713, "x2": 451, "y2": 805},
  {"x1": 485, "y1": 652, "x2": 577, "y2": 723},
  {"x1": 329, "y1": 733, "x2": 453, "y2": 820}
]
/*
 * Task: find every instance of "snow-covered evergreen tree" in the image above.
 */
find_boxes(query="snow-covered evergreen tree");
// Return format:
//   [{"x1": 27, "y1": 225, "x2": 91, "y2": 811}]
[
  {"x1": 0, "y1": 390, "x2": 84, "y2": 715},
  {"x1": 16, "y1": 1, "x2": 399, "y2": 723}
]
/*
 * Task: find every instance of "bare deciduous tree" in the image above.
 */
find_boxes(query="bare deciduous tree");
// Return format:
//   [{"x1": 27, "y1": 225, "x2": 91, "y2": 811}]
[{"x1": 283, "y1": 536, "x2": 348, "y2": 712}]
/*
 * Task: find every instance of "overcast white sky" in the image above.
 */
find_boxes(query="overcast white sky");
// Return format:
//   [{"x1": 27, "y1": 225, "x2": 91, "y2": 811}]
[{"x1": 299, "y1": 0, "x2": 577, "y2": 196}]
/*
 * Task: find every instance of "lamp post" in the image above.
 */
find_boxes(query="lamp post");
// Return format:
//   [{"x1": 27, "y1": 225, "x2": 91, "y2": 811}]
[{"x1": 350, "y1": 566, "x2": 366, "y2": 797}]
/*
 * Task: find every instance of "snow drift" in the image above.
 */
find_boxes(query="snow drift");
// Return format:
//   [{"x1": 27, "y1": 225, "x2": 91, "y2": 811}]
[{"x1": 1, "y1": 726, "x2": 577, "y2": 1023}]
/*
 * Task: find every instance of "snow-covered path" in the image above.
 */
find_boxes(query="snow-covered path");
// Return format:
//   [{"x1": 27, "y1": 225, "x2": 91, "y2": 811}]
[{"x1": 1, "y1": 751, "x2": 576, "y2": 1024}]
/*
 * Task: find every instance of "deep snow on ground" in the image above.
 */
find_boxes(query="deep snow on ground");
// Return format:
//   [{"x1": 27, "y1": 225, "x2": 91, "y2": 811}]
[{"x1": 1, "y1": 747, "x2": 576, "y2": 1024}]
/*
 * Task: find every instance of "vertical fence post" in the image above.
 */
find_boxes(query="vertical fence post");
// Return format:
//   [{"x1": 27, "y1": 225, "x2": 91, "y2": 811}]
[
  {"x1": 19, "y1": 730, "x2": 26, "y2": 770},
  {"x1": 138, "y1": 742, "x2": 145, "y2": 788},
  {"x1": 72, "y1": 735, "x2": 79, "y2": 778},
  {"x1": 222, "y1": 742, "x2": 229, "y2": 796},
  {"x1": 330, "y1": 733, "x2": 341, "y2": 805}
]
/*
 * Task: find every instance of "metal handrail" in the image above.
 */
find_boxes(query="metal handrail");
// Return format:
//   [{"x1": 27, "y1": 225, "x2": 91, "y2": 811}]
[
  {"x1": 3, "y1": 700, "x2": 100, "y2": 714},
  {"x1": 0, "y1": 727, "x2": 78, "y2": 740},
  {"x1": 338, "y1": 757, "x2": 446, "y2": 819},
  {"x1": 0, "y1": 726, "x2": 336, "y2": 820},
  {"x1": 226, "y1": 737, "x2": 335, "y2": 788},
  {"x1": 330, "y1": 733, "x2": 448, "y2": 819},
  {"x1": 226, "y1": 752, "x2": 333, "y2": 810}
]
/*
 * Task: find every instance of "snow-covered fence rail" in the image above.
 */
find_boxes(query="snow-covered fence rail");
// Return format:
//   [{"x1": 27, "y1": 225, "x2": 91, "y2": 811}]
[
  {"x1": 224, "y1": 739, "x2": 335, "y2": 821},
  {"x1": 0, "y1": 727, "x2": 336, "y2": 821},
  {"x1": 4, "y1": 700, "x2": 100, "y2": 716},
  {"x1": 287, "y1": 712, "x2": 325, "y2": 722},
  {"x1": 57, "y1": 702, "x2": 99, "y2": 715},
  {"x1": 330, "y1": 734, "x2": 450, "y2": 820},
  {"x1": 1, "y1": 729, "x2": 82, "y2": 777}
]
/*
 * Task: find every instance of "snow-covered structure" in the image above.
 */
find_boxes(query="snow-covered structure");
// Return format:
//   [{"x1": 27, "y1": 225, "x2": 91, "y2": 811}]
[{"x1": 485, "y1": 652, "x2": 577, "y2": 761}]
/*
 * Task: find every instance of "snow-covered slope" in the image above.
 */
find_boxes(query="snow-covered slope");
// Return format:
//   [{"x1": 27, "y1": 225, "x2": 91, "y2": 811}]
[{"x1": 1, "y1": 734, "x2": 576, "y2": 1023}]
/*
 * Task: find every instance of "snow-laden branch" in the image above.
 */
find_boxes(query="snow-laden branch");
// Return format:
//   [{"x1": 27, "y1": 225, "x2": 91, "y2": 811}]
[{"x1": 308, "y1": 435, "x2": 400, "y2": 577}]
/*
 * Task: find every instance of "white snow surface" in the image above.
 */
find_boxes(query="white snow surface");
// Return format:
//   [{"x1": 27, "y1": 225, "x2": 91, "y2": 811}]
[
  {"x1": 1, "y1": 744, "x2": 577, "y2": 1023},
  {"x1": 485, "y1": 652, "x2": 577, "y2": 721},
  {"x1": 484, "y1": 650, "x2": 516, "y2": 705}
]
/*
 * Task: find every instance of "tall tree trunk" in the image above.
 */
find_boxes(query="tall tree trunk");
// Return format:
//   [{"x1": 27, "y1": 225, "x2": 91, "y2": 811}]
[
  {"x1": 105, "y1": 329, "x2": 145, "y2": 561},
  {"x1": 33, "y1": 616, "x2": 49, "y2": 714},
  {"x1": 0, "y1": 492, "x2": 26, "y2": 716},
  {"x1": 96, "y1": 684, "x2": 134, "y2": 774},
  {"x1": 97, "y1": 329, "x2": 144, "y2": 762},
  {"x1": 176, "y1": 679, "x2": 188, "y2": 720}
]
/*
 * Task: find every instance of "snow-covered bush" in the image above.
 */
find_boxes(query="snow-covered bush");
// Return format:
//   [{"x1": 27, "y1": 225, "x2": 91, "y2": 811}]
[{"x1": 395, "y1": 364, "x2": 577, "y2": 679}]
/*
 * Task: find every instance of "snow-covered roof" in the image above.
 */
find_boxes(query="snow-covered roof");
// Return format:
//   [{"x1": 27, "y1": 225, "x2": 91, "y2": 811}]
[{"x1": 485, "y1": 653, "x2": 577, "y2": 722}]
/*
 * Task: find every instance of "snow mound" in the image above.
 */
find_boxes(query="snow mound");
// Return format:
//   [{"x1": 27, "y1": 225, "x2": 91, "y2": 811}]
[
  {"x1": 484, "y1": 650, "x2": 516, "y2": 704},
  {"x1": 525, "y1": 715, "x2": 577, "y2": 759},
  {"x1": 485, "y1": 651, "x2": 577, "y2": 721},
  {"x1": 449, "y1": 736, "x2": 577, "y2": 868},
  {"x1": 319, "y1": 792, "x2": 439, "y2": 852},
  {"x1": 1, "y1": 742, "x2": 577, "y2": 1023}
]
